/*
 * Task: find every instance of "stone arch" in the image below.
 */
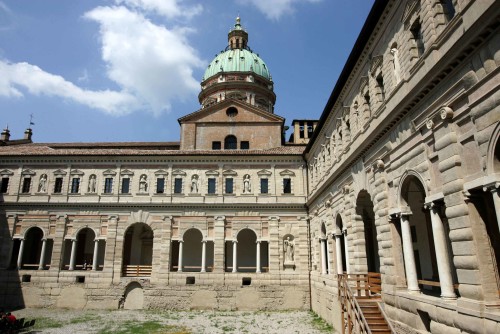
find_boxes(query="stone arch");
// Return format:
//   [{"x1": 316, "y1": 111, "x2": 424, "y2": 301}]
[
  {"x1": 319, "y1": 221, "x2": 330, "y2": 274},
  {"x1": 486, "y1": 121, "x2": 500, "y2": 175},
  {"x1": 398, "y1": 169, "x2": 429, "y2": 209},
  {"x1": 123, "y1": 282, "x2": 144, "y2": 310},
  {"x1": 355, "y1": 189, "x2": 379, "y2": 273},
  {"x1": 399, "y1": 174, "x2": 452, "y2": 296},
  {"x1": 181, "y1": 228, "x2": 203, "y2": 272},
  {"x1": 20, "y1": 226, "x2": 44, "y2": 270},
  {"x1": 236, "y1": 228, "x2": 257, "y2": 272},
  {"x1": 122, "y1": 223, "x2": 154, "y2": 277},
  {"x1": 75, "y1": 227, "x2": 96, "y2": 270}
]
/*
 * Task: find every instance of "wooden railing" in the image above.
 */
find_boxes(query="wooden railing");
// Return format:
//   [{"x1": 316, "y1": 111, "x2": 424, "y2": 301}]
[
  {"x1": 338, "y1": 273, "x2": 382, "y2": 334},
  {"x1": 122, "y1": 265, "x2": 152, "y2": 277}
]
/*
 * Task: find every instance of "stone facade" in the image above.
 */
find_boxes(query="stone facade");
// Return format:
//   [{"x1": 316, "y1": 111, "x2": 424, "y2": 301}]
[
  {"x1": 306, "y1": 0, "x2": 500, "y2": 332},
  {"x1": 1, "y1": 1, "x2": 500, "y2": 333}
]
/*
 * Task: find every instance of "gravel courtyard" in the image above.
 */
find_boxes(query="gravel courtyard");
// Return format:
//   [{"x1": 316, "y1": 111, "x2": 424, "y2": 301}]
[{"x1": 14, "y1": 308, "x2": 335, "y2": 334}]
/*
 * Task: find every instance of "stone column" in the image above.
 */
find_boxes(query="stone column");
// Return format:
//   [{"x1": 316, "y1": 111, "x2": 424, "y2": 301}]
[
  {"x1": 326, "y1": 235, "x2": 331, "y2": 274},
  {"x1": 256, "y1": 240, "x2": 261, "y2": 273},
  {"x1": 38, "y1": 238, "x2": 47, "y2": 270},
  {"x1": 335, "y1": 233, "x2": 343, "y2": 274},
  {"x1": 69, "y1": 239, "x2": 77, "y2": 271},
  {"x1": 426, "y1": 203, "x2": 456, "y2": 299},
  {"x1": 320, "y1": 239, "x2": 327, "y2": 275},
  {"x1": 232, "y1": 240, "x2": 238, "y2": 273},
  {"x1": 400, "y1": 214, "x2": 420, "y2": 293},
  {"x1": 343, "y1": 229, "x2": 351, "y2": 274},
  {"x1": 177, "y1": 240, "x2": 184, "y2": 272},
  {"x1": 201, "y1": 240, "x2": 207, "y2": 273},
  {"x1": 489, "y1": 187, "x2": 500, "y2": 233},
  {"x1": 92, "y1": 239, "x2": 99, "y2": 271},
  {"x1": 16, "y1": 238, "x2": 25, "y2": 269}
]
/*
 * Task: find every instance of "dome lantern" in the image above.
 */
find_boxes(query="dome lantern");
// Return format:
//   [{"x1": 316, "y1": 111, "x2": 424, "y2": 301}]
[{"x1": 228, "y1": 16, "x2": 248, "y2": 50}]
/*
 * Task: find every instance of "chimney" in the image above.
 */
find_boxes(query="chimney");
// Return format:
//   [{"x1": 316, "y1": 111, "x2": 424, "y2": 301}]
[
  {"x1": 1, "y1": 128, "x2": 10, "y2": 141},
  {"x1": 24, "y1": 128, "x2": 33, "y2": 141}
]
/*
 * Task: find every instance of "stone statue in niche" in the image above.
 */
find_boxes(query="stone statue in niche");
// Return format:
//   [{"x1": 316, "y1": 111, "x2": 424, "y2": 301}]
[
  {"x1": 191, "y1": 175, "x2": 199, "y2": 193},
  {"x1": 38, "y1": 174, "x2": 47, "y2": 193},
  {"x1": 243, "y1": 174, "x2": 251, "y2": 193},
  {"x1": 139, "y1": 175, "x2": 148, "y2": 192},
  {"x1": 390, "y1": 47, "x2": 401, "y2": 84},
  {"x1": 284, "y1": 236, "x2": 295, "y2": 263},
  {"x1": 88, "y1": 175, "x2": 96, "y2": 193}
]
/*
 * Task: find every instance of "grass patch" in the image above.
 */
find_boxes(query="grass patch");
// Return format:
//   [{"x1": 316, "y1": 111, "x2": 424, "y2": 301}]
[
  {"x1": 310, "y1": 311, "x2": 334, "y2": 333},
  {"x1": 98, "y1": 320, "x2": 190, "y2": 334},
  {"x1": 70, "y1": 313, "x2": 100, "y2": 324},
  {"x1": 32, "y1": 317, "x2": 65, "y2": 329}
]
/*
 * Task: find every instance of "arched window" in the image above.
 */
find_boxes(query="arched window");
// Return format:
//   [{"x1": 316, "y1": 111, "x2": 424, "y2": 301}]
[{"x1": 224, "y1": 135, "x2": 237, "y2": 150}]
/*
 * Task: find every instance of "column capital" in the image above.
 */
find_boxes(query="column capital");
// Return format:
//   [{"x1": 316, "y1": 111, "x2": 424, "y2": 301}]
[
  {"x1": 232, "y1": 240, "x2": 238, "y2": 244},
  {"x1": 178, "y1": 239, "x2": 184, "y2": 243},
  {"x1": 256, "y1": 240, "x2": 262, "y2": 244}
]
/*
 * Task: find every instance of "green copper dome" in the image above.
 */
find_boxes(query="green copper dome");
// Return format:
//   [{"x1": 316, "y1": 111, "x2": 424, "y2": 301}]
[
  {"x1": 202, "y1": 17, "x2": 271, "y2": 82},
  {"x1": 203, "y1": 49, "x2": 271, "y2": 81}
]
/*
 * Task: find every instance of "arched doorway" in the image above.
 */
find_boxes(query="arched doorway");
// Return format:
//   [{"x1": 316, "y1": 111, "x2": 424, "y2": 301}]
[
  {"x1": 182, "y1": 228, "x2": 203, "y2": 272},
  {"x1": 237, "y1": 229, "x2": 257, "y2": 273},
  {"x1": 123, "y1": 282, "x2": 144, "y2": 310},
  {"x1": 122, "y1": 223, "x2": 153, "y2": 277},
  {"x1": 20, "y1": 227, "x2": 44, "y2": 270},
  {"x1": 75, "y1": 228, "x2": 95, "y2": 270},
  {"x1": 356, "y1": 190, "x2": 379, "y2": 273}
]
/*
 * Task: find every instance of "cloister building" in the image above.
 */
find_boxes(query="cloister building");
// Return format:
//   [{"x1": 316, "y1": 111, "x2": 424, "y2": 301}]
[{"x1": 1, "y1": 1, "x2": 499, "y2": 333}]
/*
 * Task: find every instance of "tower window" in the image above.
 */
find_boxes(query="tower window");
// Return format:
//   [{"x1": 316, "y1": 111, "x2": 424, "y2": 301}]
[
  {"x1": 224, "y1": 135, "x2": 237, "y2": 150},
  {"x1": 208, "y1": 178, "x2": 216, "y2": 194},
  {"x1": 283, "y1": 178, "x2": 292, "y2": 194},
  {"x1": 22, "y1": 178, "x2": 31, "y2": 193},
  {"x1": 104, "y1": 178, "x2": 113, "y2": 193},
  {"x1": 240, "y1": 141, "x2": 249, "y2": 150},
  {"x1": 70, "y1": 178, "x2": 80, "y2": 194},
  {"x1": 260, "y1": 178, "x2": 268, "y2": 194},
  {"x1": 212, "y1": 141, "x2": 221, "y2": 150},
  {"x1": 156, "y1": 178, "x2": 165, "y2": 194},
  {"x1": 174, "y1": 178, "x2": 183, "y2": 194},
  {"x1": 121, "y1": 178, "x2": 130, "y2": 194},
  {"x1": 1, "y1": 177, "x2": 9, "y2": 193},
  {"x1": 54, "y1": 177, "x2": 63, "y2": 193},
  {"x1": 226, "y1": 107, "x2": 238, "y2": 117},
  {"x1": 225, "y1": 178, "x2": 234, "y2": 194}
]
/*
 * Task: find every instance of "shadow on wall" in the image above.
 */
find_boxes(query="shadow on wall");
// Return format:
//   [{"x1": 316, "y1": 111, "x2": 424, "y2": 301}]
[{"x1": 0, "y1": 210, "x2": 25, "y2": 310}]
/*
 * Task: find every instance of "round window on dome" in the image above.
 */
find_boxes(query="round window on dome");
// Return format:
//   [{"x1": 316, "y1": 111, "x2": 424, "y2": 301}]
[{"x1": 226, "y1": 107, "x2": 238, "y2": 117}]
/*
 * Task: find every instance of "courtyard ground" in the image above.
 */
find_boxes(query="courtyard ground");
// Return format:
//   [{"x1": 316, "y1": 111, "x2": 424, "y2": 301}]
[{"x1": 14, "y1": 308, "x2": 335, "y2": 334}]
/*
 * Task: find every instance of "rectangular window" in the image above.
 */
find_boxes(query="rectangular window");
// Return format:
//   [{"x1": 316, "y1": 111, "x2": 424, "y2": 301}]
[
  {"x1": 0, "y1": 177, "x2": 9, "y2": 193},
  {"x1": 212, "y1": 141, "x2": 221, "y2": 150},
  {"x1": 260, "y1": 178, "x2": 268, "y2": 194},
  {"x1": 225, "y1": 178, "x2": 233, "y2": 194},
  {"x1": 22, "y1": 178, "x2": 31, "y2": 193},
  {"x1": 54, "y1": 177, "x2": 63, "y2": 193},
  {"x1": 283, "y1": 178, "x2": 291, "y2": 194},
  {"x1": 121, "y1": 178, "x2": 130, "y2": 194},
  {"x1": 70, "y1": 178, "x2": 80, "y2": 193},
  {"x1": 104, "y1": 178, "x2": 113, "y2": 193},
  {"x1": 411, "y1": 20, "x2": 425, "y2": 56},
  {"x1": 207, "y1": 178, "x2": 216, "y2": 194},
  {"x1": 240, "y1": 141, "x2": 249, "y2": 150},
  {"x1": 174, "y1": 178, "x2": 182, "y2": 194},
  {"x1": 156, "y1": 177, "x2": 165, "y2": 194}
]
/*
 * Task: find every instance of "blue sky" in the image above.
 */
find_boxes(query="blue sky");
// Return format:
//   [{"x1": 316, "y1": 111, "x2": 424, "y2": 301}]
[{"x1": 0, "y1": 0, "x2": 373, "y2": 143}]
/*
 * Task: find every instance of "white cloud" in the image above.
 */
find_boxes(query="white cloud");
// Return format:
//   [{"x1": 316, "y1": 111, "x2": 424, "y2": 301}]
[
  {"x1": 114, "y1": 0, "x2": 202, "y2": 19},
  {"x1": 0, "y1": 59, "x2": 139, "y2": 115},
  {"x1": 239, "y1": 0, "x2": 321, "y2": 20},
  {"x1": 84, "y1": 5, "x2": 205, "y2": 115}
]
